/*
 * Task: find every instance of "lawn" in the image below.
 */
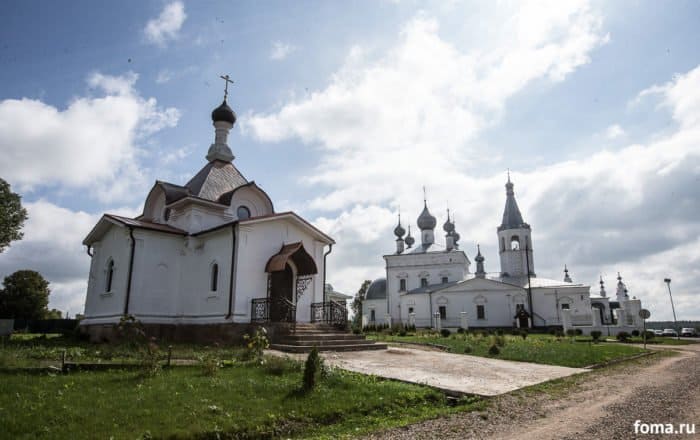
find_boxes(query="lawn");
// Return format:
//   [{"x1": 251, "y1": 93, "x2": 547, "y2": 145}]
[
  {"x1": 0, "y1": 335, "x2": 483, "y2": 439},
  {"x1": 367, "y1": 331, "x2": 649, "y2": 368}
]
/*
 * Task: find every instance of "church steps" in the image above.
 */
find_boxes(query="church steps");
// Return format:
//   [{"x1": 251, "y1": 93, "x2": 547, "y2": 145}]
[
  {"x1": 281, "y1": 334, "x2": 366, "y2": 342},
  {"x1": 278, "y1": 338, "x2": 373, "y2": 346},
  {"x1": 270, "y1": 323, "x2": 387, "y2": 353}
]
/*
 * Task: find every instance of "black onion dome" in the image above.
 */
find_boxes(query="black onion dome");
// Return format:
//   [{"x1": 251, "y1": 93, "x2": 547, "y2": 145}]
[
  {"x1": 394, "y1": 223, "x2": 406, "y2": 238},
  {"x1": 417, "y1": 205, "x2": 436, "y2": 230},
  {"x1": 211, "y1": 100, "x2": 237, "y2": 124},
  {"x1": 443, "y1": 218, "x2": 455, "y2": 233},
  {"x1": 405, "y1": 233, "x2": 415, "y2": 247},
  {"x1": 452, "y1": 231, "x2": 461, "y2": 243}
]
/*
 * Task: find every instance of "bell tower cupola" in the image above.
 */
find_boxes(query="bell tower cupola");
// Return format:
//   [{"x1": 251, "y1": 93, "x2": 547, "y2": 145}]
[{"x1": 497, "y1": 172, "x2": 535, "y2": 277}]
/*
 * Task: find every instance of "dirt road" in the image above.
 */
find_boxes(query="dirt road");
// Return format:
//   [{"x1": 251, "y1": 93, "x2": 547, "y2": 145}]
[{"x1": 364, "y1": 344, "x2": 700, "y2": 440}]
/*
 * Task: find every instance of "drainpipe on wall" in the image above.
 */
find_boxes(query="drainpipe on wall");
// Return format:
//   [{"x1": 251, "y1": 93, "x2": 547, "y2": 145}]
[
  {"x1": 226, "y1": 222, "x2": 238, "y2": 319},
  {"x1": 429, "y1": 290, "x2": 434, "y2": 329},
  {"x1": 322, "y1": 244, "x2": 333, "y2": 303},
  {"x1": 123, "y1": 227, "x2": 136, "y2": 316},
  {"x1": 86, "y1": 245, "x2": 93, "y2": 257}
]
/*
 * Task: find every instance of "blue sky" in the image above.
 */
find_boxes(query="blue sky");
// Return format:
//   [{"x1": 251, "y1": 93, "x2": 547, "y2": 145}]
[{"x1": 0, "y1": 0, "x2": 699, "y2": 320}]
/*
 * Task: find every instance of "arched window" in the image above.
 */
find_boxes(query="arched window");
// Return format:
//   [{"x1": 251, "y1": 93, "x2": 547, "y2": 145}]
[
  {"x1": 105, "y1": 259, "x2": 114, "y2": 292},
  {"x1": 237, "y1": 205, "x2": 251, "y2": 220},
  {"x1": 510, "y1": 235, "x2": 520, "y2": 250},
  {"x1": 210, "y1": 263, "x2": 219, "y2": 292},
  {"x1": 163, "y1": 208, "x2": 171, "y2": 221},
  {"x1": 399, "y1": 279, "x2": 406, "y2": 292}
]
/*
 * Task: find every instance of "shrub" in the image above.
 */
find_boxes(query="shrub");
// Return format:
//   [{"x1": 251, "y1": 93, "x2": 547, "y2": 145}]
[
  {"x1": 398, "y1": 329, "x2": 407, "y2": 337},
  {"x1": 117, "y1": 315, "x2": 161, "y2": 376},
  {"x1": 555, "y1": 330, "x2": 565, "y2": 338},
  {"x1": 495, "y1": 329, "x2": 504, "y2": 336},
  {"x1": 243, "y1": 327, "x2": 269, "y2": 362},
  {"x1": 302, "y1": 346, "x2": 322, "y2": 391},
  {"x1": 511, "y1": 329, "x2": 520, "y2": 336},
  {"x1": 457, "y1": 327, "x2": 465, "y2": 334},
  {"x1": 566, "y1": 329, "x2": 576, "y2": 337},
  {"x1": 352, "y1": 327, "x2": 362, "y2": 335},
  {"x1": 463, "y1": 345, "x2": 472, "y2": 354},
  {"x1": 643, "y1": 330, "x2": 655, "y2": 340},
  {"x1": 616, "y1": 331, "x2": 631, "y2": 343},
  {"x1": 590, "y1": 330, "x2": 602, "y2": 342},
  {"x1": 264, "y1": 356, "x2": 298, "y2": 376},
  {"x1": 548, "y1": 328, "x2": 557, "y2": 335},
  {"x1": 631, "y1": 330, "x2": 640, "y2": 337},
  {"x1": 575, "y1": 329, "x2": 583, "y2": 336},
  {"x1": 440, "y1": 329, "x2": 451, "y2": 338},
  {"x1": 520, "y1": 330, "x2": 528, "y2": 340},
  {"x1": 199, "y1": 353, "x2": 221, "y2": 376},
  {"x1": 488, "y1": 344, "x2": 500, "y2": 356}
]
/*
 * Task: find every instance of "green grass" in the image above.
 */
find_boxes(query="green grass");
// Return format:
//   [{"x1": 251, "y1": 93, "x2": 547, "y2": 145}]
[
  {"x1": 367, "y1": 332, "x2": 649, "y2": 368},
  {"x1": 0, "y1": 360, "x2": 481, "y2": 440},
  {"x1": 0, "y1": 334, "x2": 244, "y2": 368},
  {"x1": 626, "y1": 336, "x2": 698, "y2": 345}
]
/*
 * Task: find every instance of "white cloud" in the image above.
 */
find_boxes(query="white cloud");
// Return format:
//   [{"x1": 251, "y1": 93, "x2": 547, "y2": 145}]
[
  {"x1": 0, "y1": 71, "x2": 180, "y2": 203},
  {"x1": 156, "y1": 69, "x2": 172, "y2": 84},
  {"x1": 144, "y1": 1, "x2": 187, "y2": 47},
  {"x1": 269, "y1": 41, "x2": 297, "y2": 60},
  {"x1": 605, "y1": 124, "x2": 625, "y2": 139},
  {"x1": 244, "y1": 4, "x2": 608, "y2": 211}
]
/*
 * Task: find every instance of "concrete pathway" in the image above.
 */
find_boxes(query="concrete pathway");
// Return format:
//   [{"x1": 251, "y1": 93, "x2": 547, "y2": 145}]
[{"x1": 268, "y1": 346, "x2": 585, "y2": 396}]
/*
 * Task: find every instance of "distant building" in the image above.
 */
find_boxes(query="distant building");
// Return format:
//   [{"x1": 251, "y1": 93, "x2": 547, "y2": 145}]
[{"x1": 363, "y1": 177, "x2": 644, "y2": 333}]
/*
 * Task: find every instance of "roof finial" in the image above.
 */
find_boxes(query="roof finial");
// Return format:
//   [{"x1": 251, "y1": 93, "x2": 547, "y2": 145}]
[
  {"x1": 507, "y1": 168, "x2": 511, "y2": 183},
  {"x1": 423, "y1": 185, "x2": 427, "y2": 206},
  {"x1": 220, "y1": 74, "x2": 234, "y2": 101}
]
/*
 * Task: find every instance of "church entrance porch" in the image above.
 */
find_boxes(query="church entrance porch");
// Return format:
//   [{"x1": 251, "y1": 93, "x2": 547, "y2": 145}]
[{"x1": 252, "y1": 242, "x2": 319, "y2": 324}]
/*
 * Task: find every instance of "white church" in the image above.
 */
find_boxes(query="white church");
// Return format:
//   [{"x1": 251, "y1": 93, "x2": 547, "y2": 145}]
[
  {"x1": 363, "y1": 178, "x2": 645, "y2": 334},
  {"x1": 80, "y1": 89, "x2": 341, "y2": 342}
]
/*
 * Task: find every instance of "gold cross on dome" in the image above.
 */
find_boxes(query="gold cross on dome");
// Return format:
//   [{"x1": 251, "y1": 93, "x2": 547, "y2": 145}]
[{"x1": 220, "y1": 74, "x2": 234, "y2": 100}]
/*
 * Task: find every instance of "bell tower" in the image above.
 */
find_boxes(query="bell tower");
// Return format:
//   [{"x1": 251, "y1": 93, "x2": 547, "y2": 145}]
[{"x1": 497, "y1": 174, "x2": 535, "y2": 277}]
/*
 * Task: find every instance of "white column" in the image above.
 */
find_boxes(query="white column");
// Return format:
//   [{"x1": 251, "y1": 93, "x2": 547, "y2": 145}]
[
  {"x1": 385, "y1": 314, "x2": 392, "y2": 327},
  {"x1": 615, "y1": 309, "x2": 625, "y2": 326},
  {"x1": 591, "y1": 310, "x2": 601, "y2": 327},
  {"x1": 362, "y1": 315, "x2": 368, "y2": 328},
  {"x1": 434, "y1": 312, "x2": 441, "y2": 331},
  {"x1": 460, "y1": 312, "x2": 468, "y2": 330},
  {"x1": 561, "y1": 309, "x2": 571, "y2": 332},
  {"x1": 409, "y1": 313, "x2": 416, "y2": 327}
]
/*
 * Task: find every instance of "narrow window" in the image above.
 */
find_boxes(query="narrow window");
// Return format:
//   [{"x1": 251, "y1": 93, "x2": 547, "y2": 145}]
[
  {"x1": 511, "y1": 235, "x2": 520, "y2": 250},
  {"x1": 105, "y1": 260, "x2": 114, "y2": 292},
  {"x1": 477, "y1": 305, "x2": 485, "y2": 320},
  {"x1": 211, "y1": 263, "x2": 219, "y2": 292},
  {"x1": 439, "y1": 306, "x2": 446, "y2": 320},
  {"x1": 561, "y1": 303, "x2": 570, "y2": 310},
  {"x1": 441, "y1": 276, "x2": 448, "y2": 284},
  {"x1": 399, "y1": 279, "x2": 406, "y2": 292},
  {"x1": 420, "y1": 278, "x2": 428, "y2": 288},
  {"x1": 408, "y1": 307, "x2": 414, "y2": 314},
  {"x1": 237, "y1": 205, "x2": 251, "y2": 220},
  {"x1": 370, "y1": 310, "x2": 376, "y2": 322},
  {"x1": 163, "y1": 208, "x2": 171, "y2": 221}
]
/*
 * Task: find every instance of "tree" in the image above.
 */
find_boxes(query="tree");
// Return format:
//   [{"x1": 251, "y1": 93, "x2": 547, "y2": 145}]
[
  {"x1": 0, "y1": 270, "x2": 50, "y2": 319},
  {"x1": 45, "y1": 308, "x2": 63, "y2": 319},
  {"x1": 0, "y1": 178, "x2": 28, "y2": 253},
  {"x1": 351, "y1": 279, "x2": 371, "y2": 328}
]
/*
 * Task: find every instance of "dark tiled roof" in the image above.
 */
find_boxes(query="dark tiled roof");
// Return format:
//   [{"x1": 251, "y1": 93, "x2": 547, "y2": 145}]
[
  {"x1": 406, "y1": 281, "x2": 459, "y2": 294},
  {"x1": 365, "y1": 278, "x2": 386, "y2": 300},
  {"x1": 185, "y1": 160, "x2": 248, "y2": 201},
  {"x1": 499, "y1": 180, "x2": 528, "y2": 231},
  {"x1": 105, "y1": 214, "x2": 187, "y2": 235}
]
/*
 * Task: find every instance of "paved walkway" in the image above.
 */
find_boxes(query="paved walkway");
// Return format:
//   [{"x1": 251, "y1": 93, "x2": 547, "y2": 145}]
[{"x1": 268, "y1": 346, "x2": 585, "y2": 396}]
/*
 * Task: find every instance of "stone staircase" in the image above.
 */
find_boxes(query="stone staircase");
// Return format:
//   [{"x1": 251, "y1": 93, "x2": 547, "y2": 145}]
[{"x1": 270, "y1": 323, "x2": 387, "y2": 353}]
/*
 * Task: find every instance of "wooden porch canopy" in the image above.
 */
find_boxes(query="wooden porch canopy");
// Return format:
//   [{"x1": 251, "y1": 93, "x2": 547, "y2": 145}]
[{"x1": 265, "y1": 242, "x2": 318, "y2": 276}]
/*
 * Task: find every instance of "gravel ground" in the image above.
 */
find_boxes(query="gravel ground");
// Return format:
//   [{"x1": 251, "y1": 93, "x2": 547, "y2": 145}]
[{"x1": 363, "y1": 344, "x2": 700, "y2": 440}]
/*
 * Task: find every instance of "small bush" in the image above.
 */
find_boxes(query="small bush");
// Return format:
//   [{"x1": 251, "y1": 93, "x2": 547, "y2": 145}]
[
  {"x1": 457, "y1": 328, "x2": 465, "y2": 334},
  {"x1": 511, "y1": 329, "x2": 520, "y2": 336},
  {"x1": 302, "y1": 346, "x2": 322, "y2": 391},
  {"x1": 488, "y1": 344, "x2": 500, "y2": 356},
  {"x1": 575, "y1": 329, "x2": 583, "y2": 336},
  {"x1": 243, "y1": 327, "x2": 269, "y2": 362},
  {"x1": 590, "y1": 330, "x2": 602, "y2": 342},
  {"x1": 548, "y1": 328, "x2": 557, "y2": 335},
  {"x1": 199, "y1": 353, "x2": 221, "y2": 376},
  {"x1": 631, "y1": 330, "x2": 640, "y2": 337},
  {"x1": 520, "y1": 330, "x2": 528, "y2": 340},
  {"x1": 352, "y1": 327, "x2": 362, "y2": 335},
  {"x1": 495, "y1": 329, "x2": 504, "y2": 336},
  {"x1": 264, "y1": 356, "x2": 298, "y2": 376},
  {"x1": 398, "y1": 329, "x2": 407, "y2": 337},
  {"x1": 616, "y1": 331, "x2": 631, "y2": 343},
  {"x1": 555, "y1": 330, "x2": 565, "y2": 338},
  {"x1": 463, "y1": 345, "x2": 472, "y2": 354},
  {"x1": 643, "y1": 330, "x2": 655, "y2": 340},
  {"x1": 566, "y1": 329, "x2": 576, "y2": 337},
  {"x1": 440, "y1": 329, "x2": 451, "y2": 338}
]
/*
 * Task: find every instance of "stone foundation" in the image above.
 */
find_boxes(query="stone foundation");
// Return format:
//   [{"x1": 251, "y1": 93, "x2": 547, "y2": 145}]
[{"x1": 81, "y1": 322, "x2": 296, "y2": 345}]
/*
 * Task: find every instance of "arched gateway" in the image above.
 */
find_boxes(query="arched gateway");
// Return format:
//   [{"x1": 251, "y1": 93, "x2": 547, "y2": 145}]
[{"x1": 264, "y1": 242, "x2": 317, "y2": 322}]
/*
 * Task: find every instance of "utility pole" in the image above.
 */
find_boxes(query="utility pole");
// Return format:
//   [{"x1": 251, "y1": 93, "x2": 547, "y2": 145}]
[{"x1": 664, "y1": 278, "x2": 679, "y2": 340}]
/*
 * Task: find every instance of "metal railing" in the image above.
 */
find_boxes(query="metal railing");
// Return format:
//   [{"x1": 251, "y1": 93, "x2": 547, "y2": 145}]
[
  {"x1": 251, "y1": 297, "x2": 297, "y2": 323},
  {"x1": 310, "y1": 300, "x2": 348, "y2": 327}
]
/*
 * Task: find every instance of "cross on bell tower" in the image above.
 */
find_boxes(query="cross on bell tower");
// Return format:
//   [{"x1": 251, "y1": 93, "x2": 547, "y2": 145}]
[{"x1": 220, "y1": 74, "x2": 234, "y2": 101}]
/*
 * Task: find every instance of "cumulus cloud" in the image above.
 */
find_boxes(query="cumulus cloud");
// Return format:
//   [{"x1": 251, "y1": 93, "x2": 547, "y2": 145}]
[
  {"x1": 605, "y1": 124, "x2": 625, "y2": 139},
  {"x1": 0, "y1": 71, "x2": 180, "y2": 203},
  {"x1": 144, "y1": 1, "x2": 187, "y2": 47},
  {"x1": 244, "y1": 3, "x2": 608, "y2": 211},
  {"x1": 269, "y1": 41, "x2": 297, "y2": 60}
]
